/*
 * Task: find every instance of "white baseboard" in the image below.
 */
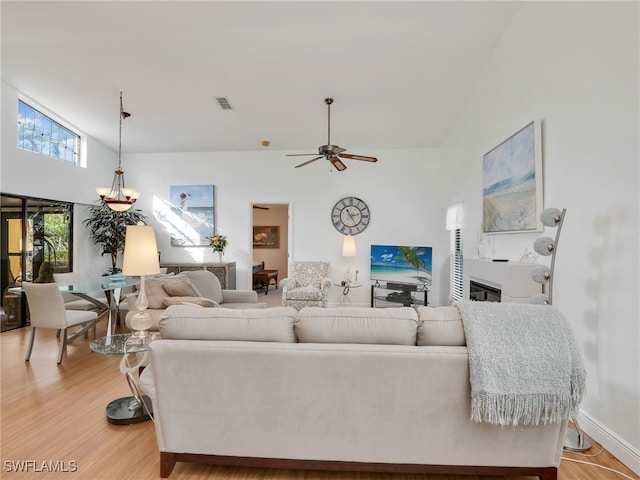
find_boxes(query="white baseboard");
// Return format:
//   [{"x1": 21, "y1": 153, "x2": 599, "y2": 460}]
[{"x1": 577, "y1": 410, "x2": 640, "y2": 476}]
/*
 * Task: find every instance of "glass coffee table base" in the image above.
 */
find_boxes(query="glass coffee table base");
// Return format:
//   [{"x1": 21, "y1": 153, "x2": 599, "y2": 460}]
[{"x1": 106, "y1": 395, "x2": 153, "y2": 425}]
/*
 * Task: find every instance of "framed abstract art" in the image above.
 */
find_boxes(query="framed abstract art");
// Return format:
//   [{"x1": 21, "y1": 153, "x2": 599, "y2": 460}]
[{"x1": 482, "y1": 121, "x2": 543, "y2": 234}]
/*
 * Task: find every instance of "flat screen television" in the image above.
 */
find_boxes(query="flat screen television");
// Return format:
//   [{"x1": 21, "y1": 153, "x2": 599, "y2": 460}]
[{"x1": 370, "y1": 244, "x2": 432, "y2": 286}]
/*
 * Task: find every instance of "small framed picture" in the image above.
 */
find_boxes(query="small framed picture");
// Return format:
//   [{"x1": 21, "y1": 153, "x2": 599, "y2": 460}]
[{"x1": 253, "y1": 226, "x2": 279, "y2": 248}]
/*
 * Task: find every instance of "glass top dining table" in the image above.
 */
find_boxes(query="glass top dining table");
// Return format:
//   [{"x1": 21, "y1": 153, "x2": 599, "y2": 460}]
[{"x1": 59, "y1": 276, "x2": 140, "y2": 337}]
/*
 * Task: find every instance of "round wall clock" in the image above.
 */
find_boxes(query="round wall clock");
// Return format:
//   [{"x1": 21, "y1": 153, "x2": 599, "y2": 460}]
[{"x1": 331, "y1": 197, "x2": 371, "y2": 235}]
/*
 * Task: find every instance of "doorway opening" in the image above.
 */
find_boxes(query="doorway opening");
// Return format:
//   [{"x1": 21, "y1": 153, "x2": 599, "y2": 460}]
[{"x1": 250, "y1": 203, "x2": 291, "y2": 297}]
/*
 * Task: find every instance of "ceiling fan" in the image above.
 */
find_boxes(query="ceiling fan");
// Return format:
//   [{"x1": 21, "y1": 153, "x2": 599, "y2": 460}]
[{"x1": 287, "y1": 98, "x2": 378, "y2": 172}]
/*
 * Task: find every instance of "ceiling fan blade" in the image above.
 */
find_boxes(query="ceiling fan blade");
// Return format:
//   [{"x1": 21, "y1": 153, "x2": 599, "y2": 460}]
[
  {"x1": 253, "y1": 205, "x2": 269, "y2": 210},
  {"x1": 330, "y1": 157, "x2": 347, "y2": 172},
  {"x1": 339, "y1": 153, "x2": 378, "y2": 162},
  {"x1": 295, "y1": 156, "x2": 323, "y2": 168},
  {"x1": 286, "y1": 153, "x2": 320, "y2": 157}
]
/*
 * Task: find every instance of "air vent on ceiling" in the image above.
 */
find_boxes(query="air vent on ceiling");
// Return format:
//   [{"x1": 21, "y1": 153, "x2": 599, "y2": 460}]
[{"x1": 215, "y1": 97, "x2": 233, "y2": 110}]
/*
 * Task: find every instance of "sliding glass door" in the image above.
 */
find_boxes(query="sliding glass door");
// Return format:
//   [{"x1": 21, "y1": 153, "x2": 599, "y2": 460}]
[{"x1": 1, "y1": 194, "x2": 74, "y2": 331}]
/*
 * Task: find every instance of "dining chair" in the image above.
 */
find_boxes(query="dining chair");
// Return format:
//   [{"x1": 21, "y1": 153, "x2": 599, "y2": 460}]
[
  {"x1": 53, "y1": 272, "x2": 108, "y2": 311},
  {"x1": 22, "y1": 282, "x2": 99, "y2": 364}
]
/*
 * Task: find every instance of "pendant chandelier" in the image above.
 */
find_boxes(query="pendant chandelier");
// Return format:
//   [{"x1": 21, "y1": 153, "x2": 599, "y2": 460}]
[{"x1": 96, "y1": 91, "x2": 139, "y2": 212}]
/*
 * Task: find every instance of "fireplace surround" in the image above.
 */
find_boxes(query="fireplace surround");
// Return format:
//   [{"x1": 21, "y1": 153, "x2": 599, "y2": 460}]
[{"x1": 464, "y1": 258, "x2": 541, "y2": 303}]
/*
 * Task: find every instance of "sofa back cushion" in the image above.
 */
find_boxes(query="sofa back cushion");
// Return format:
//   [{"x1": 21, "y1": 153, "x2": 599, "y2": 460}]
[
  {"x1": 159, "y1": 305, "x2": 297, "y2": 342},
  {"x1": 416, "y1": 306, "x2": 466, "y2": 346},
  {"x1": 295, "y1": 307, "x2": 418, "y2": 345},
  {"x1": 162, "y1": 280, "x2": 201, "y2": 298},
  {"x1": 180, "y1": 270, "x2": 223, "y2": 304},
  {"x1": 145, "y1": 275, "x2": 197, "y2": 309}
]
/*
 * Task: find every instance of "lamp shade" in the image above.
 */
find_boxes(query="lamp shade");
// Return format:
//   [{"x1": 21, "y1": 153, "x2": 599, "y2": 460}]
[
  {"x1": 342, "y1": 235, "x2": 356, "y2": 257},
  {"x1": 122, "y1": 225, "x2": 160, "y2": 276}
]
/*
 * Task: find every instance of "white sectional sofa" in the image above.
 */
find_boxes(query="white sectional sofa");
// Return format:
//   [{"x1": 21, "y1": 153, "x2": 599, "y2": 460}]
[
  {"x1": 123, "y1": 269, "x2": 265, "y2": 331},
  {"x1": 140, "y1": 304, "x2": 577, "y2": 480}
]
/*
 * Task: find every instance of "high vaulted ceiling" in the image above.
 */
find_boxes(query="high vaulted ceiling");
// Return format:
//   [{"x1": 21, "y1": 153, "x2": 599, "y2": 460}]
[{"x1": 1, "y1": 1, "x2": 522, "y2": 155}]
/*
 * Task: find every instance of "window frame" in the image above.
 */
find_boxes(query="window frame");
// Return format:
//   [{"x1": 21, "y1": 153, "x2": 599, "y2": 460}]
[{"x1": 17, "y1": 98, "x2": 83, "y2": 166}]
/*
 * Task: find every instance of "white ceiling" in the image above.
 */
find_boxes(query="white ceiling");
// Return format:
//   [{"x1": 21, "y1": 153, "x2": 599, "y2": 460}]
[{"x1": 1, "y1": 1, "x2": 522, "y2": 155}]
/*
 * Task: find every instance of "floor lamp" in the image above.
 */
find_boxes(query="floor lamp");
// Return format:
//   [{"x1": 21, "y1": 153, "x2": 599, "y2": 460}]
[
  {"x1": 122, "y1": 224, "x2": 160, "y2": 341},
  {"x1": 530, "y1": 207, "x2": 592, "y2": 452}
]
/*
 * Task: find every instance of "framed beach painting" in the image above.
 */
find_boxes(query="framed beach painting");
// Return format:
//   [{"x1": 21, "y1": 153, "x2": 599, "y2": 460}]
[
  {"x1": 253, "y1": 226, "x2": 279, "y2": 248},
  {"x1": 168, "y1": 185, "x2": 215, "y2": 246},
  {"x1": 482, "y1": 121, "x2": 543, "y2": 234}
]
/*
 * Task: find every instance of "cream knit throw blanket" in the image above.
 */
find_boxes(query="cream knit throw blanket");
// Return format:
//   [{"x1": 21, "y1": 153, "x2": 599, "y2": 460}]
[{"x1": 455, "y1": 300, "x2": 586, "y2": 426}]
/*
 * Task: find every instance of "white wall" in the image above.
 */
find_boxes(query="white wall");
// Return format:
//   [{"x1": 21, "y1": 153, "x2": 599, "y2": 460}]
[
  {"x1": 124, "y1": 147, "x2": 444, "y2": 306},
  {"x1": 1, "y1": 81, "x2": 118, "y2": 278},
  {"x1": 440, "y1": 2, "x2": 639, "y2": 470}
]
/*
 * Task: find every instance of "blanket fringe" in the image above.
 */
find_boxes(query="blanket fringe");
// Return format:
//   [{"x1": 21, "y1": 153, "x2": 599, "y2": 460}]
[{"x1": 472, "y1": 379, "x2": 585, "y2": 427}]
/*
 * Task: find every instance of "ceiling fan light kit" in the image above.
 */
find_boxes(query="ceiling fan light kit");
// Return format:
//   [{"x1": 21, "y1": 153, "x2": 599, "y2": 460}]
[{"x1": 288, "y1": 98, "x2": 378, "y2": 172}]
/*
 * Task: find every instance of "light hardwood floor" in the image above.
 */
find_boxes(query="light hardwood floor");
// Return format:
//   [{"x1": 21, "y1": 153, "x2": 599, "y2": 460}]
[{"x1": 1, "y1": 317, "x2": 638, "y2": 480}]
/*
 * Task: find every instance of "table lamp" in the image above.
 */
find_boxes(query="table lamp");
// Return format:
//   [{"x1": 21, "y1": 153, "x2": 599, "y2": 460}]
[
  {"x1": 122, "y1": 224, "x2": 160, "y2": 339},
  {"x1": 342, "y1": 234, "x2": 356, "y2": 284}
]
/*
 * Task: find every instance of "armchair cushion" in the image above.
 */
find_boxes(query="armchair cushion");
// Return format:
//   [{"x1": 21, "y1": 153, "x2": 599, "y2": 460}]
[
  {"x1": 286, "y1": 286, "x2": 324, "y2": 301},
  {"x1": 292, "y1": 262, "x2": 329, "y2": 289}
]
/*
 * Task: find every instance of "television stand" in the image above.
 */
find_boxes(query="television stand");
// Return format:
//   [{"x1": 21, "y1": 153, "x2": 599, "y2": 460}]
[{"x1": 371, "y1": 281, "x2": 428, "y2": 308}]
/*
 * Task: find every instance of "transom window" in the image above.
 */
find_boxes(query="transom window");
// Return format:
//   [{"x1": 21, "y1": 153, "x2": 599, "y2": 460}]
[{"x1": 17, "y1": 100, "x2": 80, "y2": 164}]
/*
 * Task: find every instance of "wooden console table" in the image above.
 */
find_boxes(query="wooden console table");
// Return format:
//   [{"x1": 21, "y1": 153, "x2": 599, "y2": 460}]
[{"x1": 160, "y1": 262, "x2": 236, "y2": 289}]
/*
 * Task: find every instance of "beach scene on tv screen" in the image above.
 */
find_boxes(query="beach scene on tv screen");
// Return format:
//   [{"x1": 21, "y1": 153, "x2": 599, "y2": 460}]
[{"x1": 370, "y1": 245, "x2": 432, "y2": 286}]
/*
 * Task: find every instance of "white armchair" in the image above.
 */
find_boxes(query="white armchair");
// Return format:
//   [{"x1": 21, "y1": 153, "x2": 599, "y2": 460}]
[{"x1": 280, "y1": 261, "x2": 331, "y2": 309}]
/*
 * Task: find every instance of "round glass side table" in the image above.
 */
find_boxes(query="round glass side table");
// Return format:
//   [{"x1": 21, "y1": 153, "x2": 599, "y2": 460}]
[
  {"x1": 90, "y1": 333, "x2": 155, "y2": 425},
  {"x1": 333, "y1": 282, "x2": 362, "y2": 305}
]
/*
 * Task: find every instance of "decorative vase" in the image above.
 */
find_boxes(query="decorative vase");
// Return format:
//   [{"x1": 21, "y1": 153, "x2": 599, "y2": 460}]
[{"x1": 217, "y1": 251, "x2": 223, "y2": 263}]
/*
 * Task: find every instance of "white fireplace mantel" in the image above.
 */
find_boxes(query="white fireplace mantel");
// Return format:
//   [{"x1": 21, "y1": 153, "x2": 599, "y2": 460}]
[{"x1": 463, "y1": 258, "x2": 542, "y2": 303}]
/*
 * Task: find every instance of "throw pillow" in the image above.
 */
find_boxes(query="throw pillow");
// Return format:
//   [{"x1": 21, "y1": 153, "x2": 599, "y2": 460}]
[
  {"x1": 163, "y1": 296, "x2": 219, "y2": 308},
  {"x1": 145, "y1": 275, "x2": 191, "y2": 309},
  {"x1": 162, "y1": 280, "x2": 201, "y2": 298}
]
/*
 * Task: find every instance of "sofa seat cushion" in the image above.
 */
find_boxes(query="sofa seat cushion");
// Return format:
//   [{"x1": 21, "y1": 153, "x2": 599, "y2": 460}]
[
  {"x1": 163, "y1": 296, "x2": 219, "y2": 308},
  {"x1": 295, "y1": 307, "x2": 418, "y2": 345},
  {"x1": 286, "y1": 286, "x2": 324, "y2": 301},
  {"x1": 159, "y1": 305, "x2": 297, "y2": 342},
  {"x1": 416, "y1": 306, "x2": 466, "y2": 346}
]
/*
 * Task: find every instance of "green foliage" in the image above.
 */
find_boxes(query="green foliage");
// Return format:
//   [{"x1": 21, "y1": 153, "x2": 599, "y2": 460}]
[
  {"x1": 395, "y1": 246, "x2": 427, "y2": 274},
  {"x1": 83, "y1": 203, "x2": 146, "y2": 274}
]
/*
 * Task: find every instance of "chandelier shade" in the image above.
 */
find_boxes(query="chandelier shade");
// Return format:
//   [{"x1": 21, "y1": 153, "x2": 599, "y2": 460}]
[{"x1": 97, "y1": 92, "x2": 139, "y2": 211}]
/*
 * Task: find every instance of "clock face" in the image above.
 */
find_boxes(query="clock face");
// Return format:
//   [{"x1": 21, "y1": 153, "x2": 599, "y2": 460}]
[{"x1": 331, "y1": 197, "x2": 370, "y2": 235}]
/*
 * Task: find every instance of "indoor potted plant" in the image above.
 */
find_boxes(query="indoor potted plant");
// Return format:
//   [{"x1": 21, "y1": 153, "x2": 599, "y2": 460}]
[{"x1": 83, "y1": 202, "x2": 147, "y2": 275}]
